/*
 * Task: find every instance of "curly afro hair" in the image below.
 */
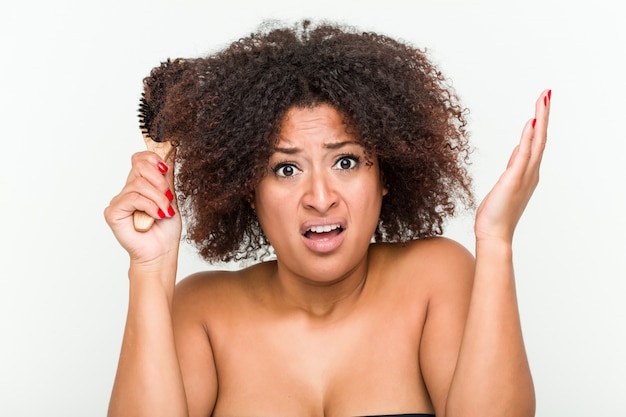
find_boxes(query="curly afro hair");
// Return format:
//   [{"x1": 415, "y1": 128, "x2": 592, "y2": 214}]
[{"x1": 141, "y1": 19, "x2": 474, "y2": 263}]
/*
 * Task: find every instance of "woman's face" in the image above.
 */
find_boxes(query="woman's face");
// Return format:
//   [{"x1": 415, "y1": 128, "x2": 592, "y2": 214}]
[{"x1": 253, "y1": 104, "x2": 388, "y2": 282}]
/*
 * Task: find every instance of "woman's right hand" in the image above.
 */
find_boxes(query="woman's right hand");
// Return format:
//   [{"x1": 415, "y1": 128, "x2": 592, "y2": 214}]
[
  {"x1": 104, "y1": 150, "x2": 182, "y2": 267},
  {"x1": 106, "y1": 150, "x2": 190, "y2": 417}
]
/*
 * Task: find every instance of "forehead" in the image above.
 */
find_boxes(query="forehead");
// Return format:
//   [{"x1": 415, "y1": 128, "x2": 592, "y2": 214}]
[{"x1": 276, "y1": 104, "x2": 358, "y2": 145}]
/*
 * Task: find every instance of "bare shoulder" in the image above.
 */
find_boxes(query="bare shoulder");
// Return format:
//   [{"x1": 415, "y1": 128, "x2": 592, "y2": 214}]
[
  {"x1": 395, "y1": 236, "x2": 473, "y2": 263},
  {"x1": 174, "y1": 269, "x2": 238, "y2": 307},
  {"x1": 374, "y1": 236, "x2": 474, "y2": 271},
  {"x1": 171, "y1": 264, "x2": 278, "y2": 416},
  {"x1": 396, "y1": 239, "x2": 475, "y2": 414},
  {"x1": 372, "y1": 237, "x2": 475, "y2": 296},
  {"x1": 173, "y1": 261, "x2": 276, "y2": 316}
]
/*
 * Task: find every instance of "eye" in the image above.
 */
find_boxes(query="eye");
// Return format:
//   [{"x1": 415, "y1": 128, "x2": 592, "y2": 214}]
[
  {"x1": 334, "y1": 155, "x2": 360, "y2": 170},
  {"x1": 273, "y1": 163, "x2": 301, "y2": 178}
]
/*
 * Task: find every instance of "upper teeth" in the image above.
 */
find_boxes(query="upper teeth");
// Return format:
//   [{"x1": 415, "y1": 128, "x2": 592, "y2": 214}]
[{"x1": 308, "y1": 224, "x2": 340, "y2": 233}]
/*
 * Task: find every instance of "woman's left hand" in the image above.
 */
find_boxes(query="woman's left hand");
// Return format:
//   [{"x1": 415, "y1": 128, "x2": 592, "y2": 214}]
[{"x1": 474, "y1": 89, "x2": 552, "y2": 244}]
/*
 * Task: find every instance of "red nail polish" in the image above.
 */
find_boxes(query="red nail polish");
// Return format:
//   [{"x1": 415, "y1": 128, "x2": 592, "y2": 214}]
[
  {"x1": 548, "y1": 89, "x2": 552, "y2": 100},
  {"x1": 157, "y1": 162, "x2": 168, "y2": 173},
  {"x1": 544, "y1": 96, "x2": 547, "y2": 106},
  {"x1": 167, "y1": 206, "x2": 175, "y2": 217},
  {"x1": 165, "y1": 189, "x2": 174, "y2": 201},
  {"x1": 532, "y1": 118, "x2": 537, "y2": 128},
  {"x1": 157, "y1": 208, "x2": 166, "y2": 219}
]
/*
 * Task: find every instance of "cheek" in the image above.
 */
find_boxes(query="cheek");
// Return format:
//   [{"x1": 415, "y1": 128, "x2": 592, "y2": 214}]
[
  {"x1": 253, "y1": 184, "x2": 294, "y2": 232},
  {"x1": 358, "y1": 170, "x2": 387, "y2": 200},
  {"x1": 349, "y1": 181, "x2": 384, "y2": 217}
]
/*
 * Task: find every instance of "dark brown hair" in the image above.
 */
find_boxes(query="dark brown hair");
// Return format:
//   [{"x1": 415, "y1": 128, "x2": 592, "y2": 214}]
[{"x1": 143, "y1": 19, "x2": 473, "y2": 262}]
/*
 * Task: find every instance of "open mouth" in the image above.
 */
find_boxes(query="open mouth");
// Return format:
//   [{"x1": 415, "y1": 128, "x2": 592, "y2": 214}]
[{"x1": 304, "y1": 224, "x2": 344, "y2": 240}]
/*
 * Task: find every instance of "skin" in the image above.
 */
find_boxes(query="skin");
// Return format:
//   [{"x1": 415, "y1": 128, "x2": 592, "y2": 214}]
[
  {"x1": 105, "y1": 90, "x2": 551, "y2": 417},
  {"x1": 252, "y1": 104, "x2": 388, "y2": 314}
]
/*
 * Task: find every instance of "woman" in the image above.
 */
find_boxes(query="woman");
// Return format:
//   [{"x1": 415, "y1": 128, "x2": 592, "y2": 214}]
[{"x1": 105, "y1": 20, "x2": 550, "y2": 417}]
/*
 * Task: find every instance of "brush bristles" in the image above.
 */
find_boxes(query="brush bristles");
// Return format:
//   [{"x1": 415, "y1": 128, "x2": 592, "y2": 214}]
[
  {"x1": 138, "y1": 92, "x2": 163, "y2": 143},
  {"x1": 138, "y1": 58, "x2": 186, "y2": 144}
]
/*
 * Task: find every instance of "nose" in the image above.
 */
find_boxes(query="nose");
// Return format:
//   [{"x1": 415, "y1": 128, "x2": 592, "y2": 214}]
[{"x1": 302, "y1": 169, "x2": 338, "y2": 213}]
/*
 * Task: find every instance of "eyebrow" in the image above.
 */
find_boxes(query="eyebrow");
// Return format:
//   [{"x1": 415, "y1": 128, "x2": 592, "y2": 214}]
[{"x1": 273, "y1": 140, "x2": 360, "y2": 154}]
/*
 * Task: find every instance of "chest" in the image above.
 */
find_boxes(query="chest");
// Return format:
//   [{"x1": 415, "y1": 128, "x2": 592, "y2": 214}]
[{"x1": 208, "y1": 302, "x2": 430, "y2": 416}]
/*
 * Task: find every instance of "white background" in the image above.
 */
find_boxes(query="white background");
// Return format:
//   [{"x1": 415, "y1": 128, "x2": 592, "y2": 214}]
[{"x1": 1, "y1": 0, "x2": 625, "y2": 416}]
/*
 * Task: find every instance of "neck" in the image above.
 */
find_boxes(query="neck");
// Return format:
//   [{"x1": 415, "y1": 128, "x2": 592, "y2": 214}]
[{"x1": 271, "y1": 256, "x2": 369, "y2": 319}]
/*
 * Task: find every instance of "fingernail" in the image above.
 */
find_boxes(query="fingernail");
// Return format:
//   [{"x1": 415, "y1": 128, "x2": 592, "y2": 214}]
[
  {"x1": 167, "y1": 206, "x2": 175, "y2": 217},
  {"x1": 548, "y1": 89, "x2": 552, "y2": 100},
  {"x1": 157, "y1": 208, "x2": 166, "y2": 219},
  {"x1": 544, "y1": 96, "x2": 547, "y2": 106},
  {"x1": 165, "y1": 189, "x2": 174, "y2": 201},
  {"x1": 532, "y1": 118, "x2": 537, "y2": 128},
  {"x1": 157, "y1": 162, "x2": 168, "y2": 173}
]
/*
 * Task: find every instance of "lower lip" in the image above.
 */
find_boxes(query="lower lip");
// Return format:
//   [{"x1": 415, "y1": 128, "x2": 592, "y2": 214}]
[{"x1": 301, "y1": 230, "x2": 345, "y2": 254}]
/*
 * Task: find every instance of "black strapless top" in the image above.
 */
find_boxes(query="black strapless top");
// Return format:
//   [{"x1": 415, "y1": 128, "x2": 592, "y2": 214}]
[{"x1": 363, "y1": 414, "x2": 435, "y2": 417}]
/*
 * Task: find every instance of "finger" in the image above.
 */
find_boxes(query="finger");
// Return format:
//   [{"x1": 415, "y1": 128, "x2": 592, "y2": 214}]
[
  {"x1": 126, "y1": 151, "x2": 175, "y2": 206},
  {"x1": 127, "y1": 175, "x2": 176, "y2": 218},
  {"x1": 506, "y1": 145, "x2": 520, "y2": 169},
  {"x1": 107, "y1": 182, "x2": 174, "y2": 228},
  {"x1": 105, "y1": 191, "x2": 159, "y2": 228},
  {"x1": 509, "y1": 117, "x2": 535, "y2": 174},
  {"x1": 162, "y1": 147, "x2": 178, "y2": 208},
  {"x1": 127, "y1": 151, "x2": 170, "y2": 185},
  {"x1": 530, "y1": 89, "x2": 551, "y2": 165},
  {"x1": 105, "y1": 172, "x2": 175, "y2": 229},
  {"x1": 135, "y1": 149, "x2": 177, "y2": 209},
  {"x1": 534, "y1": 88, "x2": 552, "y2": 123}
]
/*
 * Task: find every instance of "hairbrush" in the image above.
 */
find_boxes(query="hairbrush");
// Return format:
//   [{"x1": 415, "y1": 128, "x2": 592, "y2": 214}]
[{"x1": 132, "y1": 63, "x2": 176, "y2": 232}]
